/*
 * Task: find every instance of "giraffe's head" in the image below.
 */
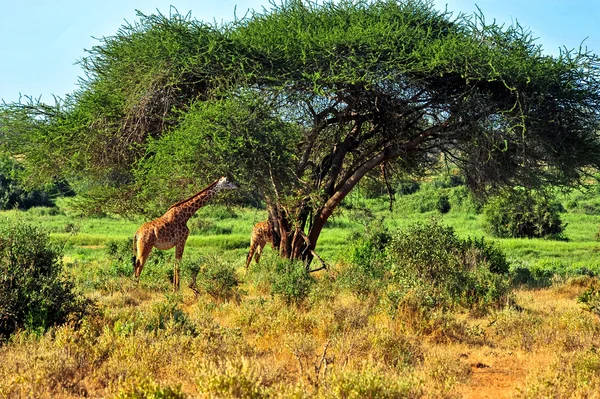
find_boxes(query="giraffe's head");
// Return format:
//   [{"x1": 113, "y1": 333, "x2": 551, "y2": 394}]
[{"x1": 215, "y1": 176, "x2": 237, "y2": 191}]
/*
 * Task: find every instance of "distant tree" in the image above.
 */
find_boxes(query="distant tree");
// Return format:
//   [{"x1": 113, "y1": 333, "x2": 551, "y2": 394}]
[{"x1": 2, "y1": 1, "x2": 600, "y2": 264}]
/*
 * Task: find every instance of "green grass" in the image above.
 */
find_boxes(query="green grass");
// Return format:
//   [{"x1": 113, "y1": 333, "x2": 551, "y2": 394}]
[{"x1": 3, "y1": 187, "x2": 600, "y2": 288}]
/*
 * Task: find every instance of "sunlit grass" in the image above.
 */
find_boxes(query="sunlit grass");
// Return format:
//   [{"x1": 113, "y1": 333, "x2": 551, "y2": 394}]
[{"x1": 2, "y1": 190, "x2": 600, "y2": 398}]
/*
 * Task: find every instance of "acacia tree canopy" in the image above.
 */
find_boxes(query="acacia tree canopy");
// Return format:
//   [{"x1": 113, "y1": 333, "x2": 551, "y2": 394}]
[{"x1": 2, "y1": 0, "x2": 600, "y2": 260}]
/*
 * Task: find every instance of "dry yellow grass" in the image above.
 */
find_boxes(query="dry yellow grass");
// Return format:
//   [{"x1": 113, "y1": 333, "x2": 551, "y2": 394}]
[{"x1": 1, "y1": 275, "x2": 600, "y2": 398}]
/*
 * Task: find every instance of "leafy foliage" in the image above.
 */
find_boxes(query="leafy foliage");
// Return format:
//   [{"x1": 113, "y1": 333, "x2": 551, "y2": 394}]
[
  {"x1": 0, "y1": 155, "x2": 59, "y2": 210},
  {"x1": 338, "y1": 220, "x2": 391, "y2": 296},
  {"x1": 135, "y1": 92, "x2": 300, "y2": 214},
  {"x1": 388, "y1": 220, "x2": 511, "y2": 310},
  {"x1": 2, "y1": 0, "x2": 600, "y2": 257},
  {"x1": 189, "y1": 257, "x2": 243, "y2": 303},
  {"x1": 269, "y1": 259, "x2": 314, "y2": 305},
  {"x1": 483, "y1": 189, "x2": 565, "y2": 238},
  {"x1": 577, "y1": 283, "x2": 600, "y2": 316},
  {"x1": 0, "y1": 220, "x2": 91, "y2": 339}
]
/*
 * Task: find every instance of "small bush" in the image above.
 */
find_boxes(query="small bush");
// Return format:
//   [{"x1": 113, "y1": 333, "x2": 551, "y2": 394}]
[
  {"x1": 510, "y1": 261, "x2": 555, "y2": 287},
  {"x1": 188, "y1": 218, "x2": 233, "y2": 235},
  {"x1": 338, "y1": 220, "x2": 390, "y2": 297},
  {"x1": 577, "y1": 283, "x2": 600, "y2": 316},
  {"x1": 195, "y1": 205, "x2": 238, "y2": 220},
  {"x1": 190, "y1": 257, "x2": 243, "y2": 303},
  {"x1": 388, "y1": 220, "x2": 511, "y2": 311},
  {"x1": 326, "y1": 368, "x2": 422, "y2": 399},
  {"x1": 483, "y1": 189, "x2": 565, "y2": 239},
  {"x1": 106, "y1": 239, "x2": 134, "y2": 276},
  {"x1": 396, "y1": 180, "x2": 420, "y2": 195},
  {"x1": 143, "y1": 297, "x2": 197, "y2": 335},
  {"x1": 436, "y1": 194, "x2": 451, "y2": 214},
  {"x1": 0, "y1": 220, "x2": 91, "y2": 339},
  {"x1": 113, "y1": 379, "x2": 186, "y2": 399},
  {"x1": 269, "y1": 259, "x2": 314, "y2": 306}
]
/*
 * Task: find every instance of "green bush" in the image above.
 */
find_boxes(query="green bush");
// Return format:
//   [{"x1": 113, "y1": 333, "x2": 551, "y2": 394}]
[
  {"x1": 143, "y1": 296, "x2": 197, "y2": 335},
  {"x1": 269, "y1": 259, "x2": 314, "y2": 306},
  {"x1": 483, "y1": 189, "x2": 565, "y2": 238},
  {"x1": 187, "y1": 218, "x2": 233, "y2": 235},
  {"x1": 388, "y1": 220, "x2": 511, "y2": 310},
  {"x1": 0, "y1": 220, "x2": 91, "y2": 339},
  {"x1": 106, "y1": 239, "x2": 134, "y2": 277},
  {"x1": 338, "y1": 221, "x2": 390, "y2": 296},
  {"x1": 327, "y1": 368, "x2": 422, "y2": 399},
  {"x1": 0, "y1": 155, "x2": 63, "y2": 210},
  {"x1": 396, "y1": 180, "x2": 420, "y2": 195},
  {"x1": 189, "y1": 257, "x2": 243, "y2": 303},
  {"x1": 436, "y1": 195, "x2": 451, "y2": 214},
  {"x1": 577, "y1": 283, "x2": 600, "y2": 316}
]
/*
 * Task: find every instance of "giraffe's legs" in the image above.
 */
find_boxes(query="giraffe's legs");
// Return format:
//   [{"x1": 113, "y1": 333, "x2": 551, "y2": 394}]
[
  {"x1": 254, "y1": 243, "x2": 266, "y2": 264},
  {"x1": 174, "y1": 242, "x2": 186, "y2": 292},
  {"x1": 246, "y1": 241, "x2": 268, "y2": 273},
  {"x1": 134, "y1": 240, "x2": 153, "y2": 283},
  {"x1": 246, "y1": 242, "x2": 257, "y2": 269}
]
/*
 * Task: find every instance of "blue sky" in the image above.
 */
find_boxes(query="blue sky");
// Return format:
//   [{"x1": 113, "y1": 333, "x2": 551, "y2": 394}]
[{"x1": 1, "y1": 0, "x2": 598, "y2": 104}]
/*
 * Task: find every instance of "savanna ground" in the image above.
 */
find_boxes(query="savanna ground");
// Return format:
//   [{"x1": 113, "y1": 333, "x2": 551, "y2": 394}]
[{"x1": 2, "y1": 180, "x2": 600, "y2": 399}]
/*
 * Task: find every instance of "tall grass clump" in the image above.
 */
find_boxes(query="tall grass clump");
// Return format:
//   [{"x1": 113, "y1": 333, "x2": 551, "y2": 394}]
[
  {"x1": 0, "y1": 219, "x2": 91, "y2": 340},
  {"x1": 483, "y1": 189, "x2": 565, "y2": 239}
]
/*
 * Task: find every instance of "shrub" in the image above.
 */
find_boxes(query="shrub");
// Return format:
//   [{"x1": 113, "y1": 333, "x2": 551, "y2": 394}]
[
  {"x1": 113, "y1": 379, "x2": 186, "y2": 399},
  {"x1": 0, "y1": 220, "x2": 91, "y2": 339},
  {"x1": 338, "y1": 220, "x2": 390, "y2": 297},
  {"x1": 142, "y1": 296, "x2": 197, "y2": 335},
  {"x1": 189, "y1": 257, "x2": 243, "y2": 303},
  {"x1": 510, "y1": 261, "x2": 555, "y2": 287},
  {"x1": 436, "y1": 194, "x2": 451, "y2": 214},
  {"x1": 388, "y1": 220, "x2": 511, "y2": 310},
  {"x1": 577, "y1": 283, "x2": 600, "y2": 316},
  {"x1": 396, "y1": 179, "x2": 420, "y2": 195},
  {"x1": 187, "y1": 218, "x2": 233, "y2": 235},
  {"x1": 483, "y1": 189, "x2": 565, "y2": 238},
  {"x1": 326, "y1": 368, "x2": 422, "y2": 399},
  {"x1": 269, "y1": 259, "x2": 314, "y2": 306},
  {"x1": 0, "y1": 155, "x2": 59, "y2": 210},
  {"x1": 106, "y1": 239, "x2": 134, "y2": 277}
]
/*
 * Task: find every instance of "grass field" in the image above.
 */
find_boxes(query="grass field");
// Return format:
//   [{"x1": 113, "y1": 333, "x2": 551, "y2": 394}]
[{"x1": 1, "y1": 187, "x2": 600, "y2": 398}]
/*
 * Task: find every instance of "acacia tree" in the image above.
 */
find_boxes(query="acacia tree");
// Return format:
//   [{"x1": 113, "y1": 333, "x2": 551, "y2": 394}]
[{"x1": 2, "y1": 0, "x2": 600, "y2": 263}]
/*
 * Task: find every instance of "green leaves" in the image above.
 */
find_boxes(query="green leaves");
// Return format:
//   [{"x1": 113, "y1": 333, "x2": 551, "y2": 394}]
[
  {"x1": 2, "y1": 0, "x2": 600, "y2": 219},
  {"x1": 134, "y1": 91, "x2": 300, "y2": 212}
]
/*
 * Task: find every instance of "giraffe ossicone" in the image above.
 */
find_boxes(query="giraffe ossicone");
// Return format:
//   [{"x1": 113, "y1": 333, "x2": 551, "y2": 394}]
[{"x1": 133, "y1": 176, "x2": 237, "y2": 292}]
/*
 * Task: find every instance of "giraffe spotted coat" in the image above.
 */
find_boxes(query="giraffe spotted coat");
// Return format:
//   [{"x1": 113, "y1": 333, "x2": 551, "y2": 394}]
[
  {"x1": 133, "y1": 176, "x2": 236, "y2": 291},
  {"x1": 246, "y1": 220, "x2": 274, "y2": 269}
]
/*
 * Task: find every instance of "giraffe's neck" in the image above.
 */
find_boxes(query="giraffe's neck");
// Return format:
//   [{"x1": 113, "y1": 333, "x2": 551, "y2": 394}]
[
  {"x1": 168, "y1": 184, "x2": 221, "y2": 222},
  {"x1": 183, "y1": 187, "x2": 219, "y2": 216}
]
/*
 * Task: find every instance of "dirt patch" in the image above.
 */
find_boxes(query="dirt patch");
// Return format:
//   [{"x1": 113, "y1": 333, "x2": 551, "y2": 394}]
[{"x1": 457, "y1": 349, "x2": 553, "y2": 398}]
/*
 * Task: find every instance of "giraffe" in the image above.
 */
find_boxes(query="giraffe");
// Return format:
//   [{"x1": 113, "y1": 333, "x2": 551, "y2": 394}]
[
  {"x1": 133, "y1": 176, "x2": 237, "y2": 291},
  {"x1": 245, "y1": 219, "x2": 274, "y2": 269}
]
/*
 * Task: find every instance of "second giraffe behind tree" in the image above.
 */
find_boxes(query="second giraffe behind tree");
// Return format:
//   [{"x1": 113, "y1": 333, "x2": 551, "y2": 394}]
[
  {"x1": 246, "y1": 220, "x2": 274, "y2": 270},
  {"x1": 133, "y1": 176, "x2": 237, "y2": 292}
]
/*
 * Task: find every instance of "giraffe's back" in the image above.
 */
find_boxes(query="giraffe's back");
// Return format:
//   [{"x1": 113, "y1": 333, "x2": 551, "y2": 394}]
[{"x1": 251, "y1": 220, "x2": 273, "y2": 247}]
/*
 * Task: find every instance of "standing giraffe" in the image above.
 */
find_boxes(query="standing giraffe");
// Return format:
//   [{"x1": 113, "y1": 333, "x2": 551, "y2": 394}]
[
  {"x1": 133, "y1": 176, "x2": 237, "y2": 291},
  {"x1": 245, "y1": 220, "x2": 274, "y2": 269}
]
